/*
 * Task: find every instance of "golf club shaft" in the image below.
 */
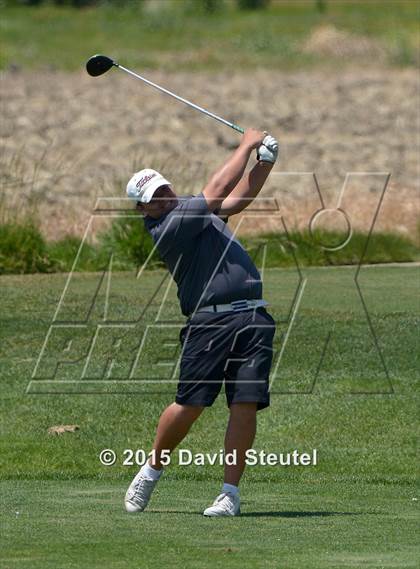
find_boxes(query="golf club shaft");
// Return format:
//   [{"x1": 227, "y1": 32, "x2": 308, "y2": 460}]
[{"x1": 116, "y1": 63, "x2": 244, "y2": 134}]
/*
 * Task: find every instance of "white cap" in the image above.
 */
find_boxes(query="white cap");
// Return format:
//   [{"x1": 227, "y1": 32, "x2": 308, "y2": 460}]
[{"x1": 126, "y1": 168, "x2": 172, "y2": 203}]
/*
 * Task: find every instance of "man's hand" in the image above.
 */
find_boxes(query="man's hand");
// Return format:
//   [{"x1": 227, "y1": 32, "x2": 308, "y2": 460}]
[
  {"x1": 241, "y1": 128, "x2": 267, "y2": 150},
  {"x1": 257, "y1": 135, "x2": 279, "y2": 164}
]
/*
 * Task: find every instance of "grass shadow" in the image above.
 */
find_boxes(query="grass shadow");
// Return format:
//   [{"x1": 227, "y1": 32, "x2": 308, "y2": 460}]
[
  {"x1": 147, "y1": 510, "x2": 364, "y2": 518},
  {"x1": 239, "y1": 511, "x2": 364, "y2": 518}
]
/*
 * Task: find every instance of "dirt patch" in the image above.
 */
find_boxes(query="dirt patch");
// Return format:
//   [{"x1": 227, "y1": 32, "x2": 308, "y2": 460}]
[
  {"x1": 1, "y1": 67, "x2": 418, "y2": 240},
  {"x1": 303, "y1": 24, "x2": 387, "y2": 61}
]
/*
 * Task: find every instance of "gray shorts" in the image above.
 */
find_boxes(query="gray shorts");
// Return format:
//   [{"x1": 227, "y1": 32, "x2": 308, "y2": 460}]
[{"x1": 176, "y1": 306, "x2": 276, "y2": 411}]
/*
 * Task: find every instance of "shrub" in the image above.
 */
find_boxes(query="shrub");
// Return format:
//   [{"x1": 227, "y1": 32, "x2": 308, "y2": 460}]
[
  {"x1": 98, "y1": 217, "x2": 164, "y2": 270},
  {"x1": 242, "y1": 230, "x2": 419, "y2": 268},
  {"x1": 315, "y1": 0, "x2": 327, "y2": 13},
  {"x1": 200, "y1": 0, "x2": 224, "y2": 13},
  {"x1": 236, "y1": 0, "x2": 270, "y2": 10},
  {"x1": 0, "y1": 222, "x2": 52, "y2": 274},
  {"x1": 183, "y1": 0, "x2": 224, "y2": 15},
  {"x1": 0, "y1": 219, "x2": 418, "y2": 275},
  {"x1": 47, "y1": 236, "x2": 107, "y2": 272},
  {"x1": 12, "y1": 0, "x2": 143, "y2": 6}
]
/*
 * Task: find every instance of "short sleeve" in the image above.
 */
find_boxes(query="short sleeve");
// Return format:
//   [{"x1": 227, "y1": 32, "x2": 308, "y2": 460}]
[
  {"x1": 155, "y1": 192, "x2": 213, "y2": 252},
  {"x1": 174, "y1": 191, "x2": 212, "y2": 238}
]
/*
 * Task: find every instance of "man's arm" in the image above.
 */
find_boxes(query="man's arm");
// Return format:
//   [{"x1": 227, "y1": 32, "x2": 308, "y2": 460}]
[
  {"x1": 215, "y1": 161, "x2": 274, "y2": 217},
  {"x1": 215, "y1": 134, "x2": 279, "y2": 217},
  {"x1": 202, "y1": 128, "x2": 266, "y2": 212}
]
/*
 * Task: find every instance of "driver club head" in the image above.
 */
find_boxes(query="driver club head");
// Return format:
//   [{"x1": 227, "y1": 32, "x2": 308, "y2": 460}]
[{"x1": 86, "y1": 54, "x2": 116, "y2": 77}]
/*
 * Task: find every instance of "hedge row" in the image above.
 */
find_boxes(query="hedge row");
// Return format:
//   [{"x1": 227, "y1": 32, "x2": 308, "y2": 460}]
[
  {"x1": 0, "y1": 218, "x2": 418, "y2": 275},
  {"x1": 11, "y1": 0, "x2": 271, "y2": 11}
]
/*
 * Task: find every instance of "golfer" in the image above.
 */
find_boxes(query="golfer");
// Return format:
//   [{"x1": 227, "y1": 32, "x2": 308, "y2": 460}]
[{"x1": 124, "y1": 129, "x2": 278, "y2": 516}]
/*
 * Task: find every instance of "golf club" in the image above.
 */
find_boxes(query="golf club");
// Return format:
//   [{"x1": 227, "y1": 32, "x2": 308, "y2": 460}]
[{"x1": 86, "y1": 54, "x2": 244, "y2": 134}]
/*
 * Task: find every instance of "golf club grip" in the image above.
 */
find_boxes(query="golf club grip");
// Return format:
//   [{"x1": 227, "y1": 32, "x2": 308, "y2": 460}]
[{"x1": 231, "y1": 124, "x2": 245, "y2": 134}]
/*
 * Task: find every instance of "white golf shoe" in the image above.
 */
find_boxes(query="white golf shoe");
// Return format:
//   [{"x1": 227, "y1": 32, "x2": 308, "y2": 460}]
[
  {"x1": 124, "y1": 471, "x2": 159, "y2": 513},
  {"x1": 203, "y1": 492, "x2": 240, "y2": 517}
]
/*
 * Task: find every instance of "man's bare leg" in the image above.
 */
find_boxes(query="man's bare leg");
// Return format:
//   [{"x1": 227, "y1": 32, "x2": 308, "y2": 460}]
[
  {"x1": 202, "y1": 402, "x2": 257, "y2": 516},
  {"x1": 125, "y1": 403, "x2": 204, "y2": 512},
  {"x1": 148, "y1": 402, "x2": 204, "y2": 470},
  {"x1": 224, "y1": 402, "x2": 258, "y2": 485}
]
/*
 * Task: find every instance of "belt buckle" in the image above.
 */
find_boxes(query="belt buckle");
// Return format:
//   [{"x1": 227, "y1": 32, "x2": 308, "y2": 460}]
[{"x1": 230, "y1": 299, "x2": 250, "y2": 312}]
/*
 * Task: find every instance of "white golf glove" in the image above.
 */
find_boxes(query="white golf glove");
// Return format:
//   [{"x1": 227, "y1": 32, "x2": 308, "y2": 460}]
[{"x1": 257, "y1": 135, "x2": 279, "y2": 164}]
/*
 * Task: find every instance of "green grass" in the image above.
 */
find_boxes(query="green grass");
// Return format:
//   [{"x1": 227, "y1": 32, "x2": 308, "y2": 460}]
[
  {"x1": 1, "y1": 480, "x2": 418, "y2": 569},
  {"x1": 0, "y1": 266, "x2": 419, "y2": 567},
  {"x1": 0, "y1": 1, "x2": 418, "y2": 71}
]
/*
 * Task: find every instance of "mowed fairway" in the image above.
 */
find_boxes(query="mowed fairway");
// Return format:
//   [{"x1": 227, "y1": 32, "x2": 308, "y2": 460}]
[
  {"x1": 1, "y1": 479, "x2": 418, "y2": 569},
  {"x1": 1, "y1": 265, "x2": 419, "y2": 568}
]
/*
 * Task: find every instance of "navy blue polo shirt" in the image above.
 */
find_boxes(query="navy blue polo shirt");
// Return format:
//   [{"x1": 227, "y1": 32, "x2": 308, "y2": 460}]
[{"x1": 143, "y1": 192, "x2": 263, "y2": 316}]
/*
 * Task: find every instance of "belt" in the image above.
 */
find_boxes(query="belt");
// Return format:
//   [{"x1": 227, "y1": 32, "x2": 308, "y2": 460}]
[{"x1": 192, "y1": 298, "x2": 268, "y2": 316}]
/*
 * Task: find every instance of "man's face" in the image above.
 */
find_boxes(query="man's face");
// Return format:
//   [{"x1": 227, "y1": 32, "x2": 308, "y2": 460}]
[{"x1": 136, "y1": 185, "x2": 178, "y2": 219}]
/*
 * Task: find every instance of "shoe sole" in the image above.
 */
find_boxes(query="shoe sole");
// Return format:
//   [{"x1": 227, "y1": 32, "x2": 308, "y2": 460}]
[
  {"x1": 203, "y1": 509, "x2": 240, "y2": 517},
  {"x1": 125, "y1": 500, "x2": 146, "y2": 513}
]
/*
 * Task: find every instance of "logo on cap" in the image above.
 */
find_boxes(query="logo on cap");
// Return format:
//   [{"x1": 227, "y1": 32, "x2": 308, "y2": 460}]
[{"x1": 136, "y1": 173, "x2": 156, "y2": 189}]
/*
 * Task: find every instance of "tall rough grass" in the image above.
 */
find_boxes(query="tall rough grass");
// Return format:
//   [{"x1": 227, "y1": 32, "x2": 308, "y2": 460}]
[
  {"x1": 0, "y1": 222, "x2": 52, "y2": 274},
  {"x1": 1, "y1": 145, "x2": 418, "y2": 274},
  {"x1": 0, "y1": 218, "x2": 418, "y2": 275}
]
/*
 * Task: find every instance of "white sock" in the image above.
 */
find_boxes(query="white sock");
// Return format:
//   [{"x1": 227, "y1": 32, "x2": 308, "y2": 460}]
[
  {"x1": 140, "y1": 461, "x2": 163, "y2": 481},
  {"x1": 222, "y1": 482, "x2": 239, "y2": 496}
]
